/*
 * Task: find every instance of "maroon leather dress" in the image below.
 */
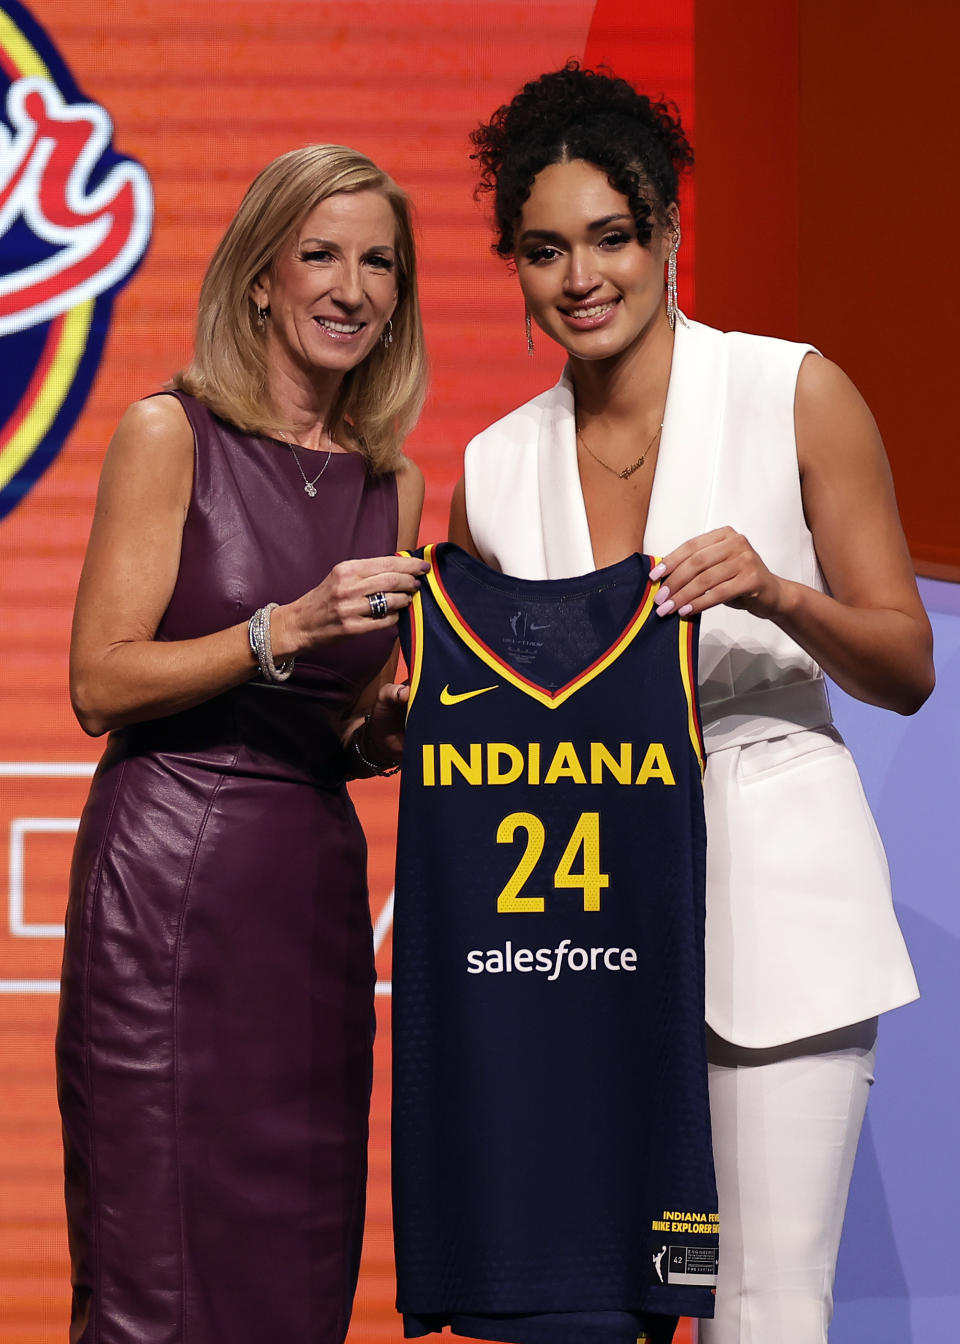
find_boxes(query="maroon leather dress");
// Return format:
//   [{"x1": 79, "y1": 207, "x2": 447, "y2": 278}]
[{"x1": 56, "y1": 393, "x2": 398, "y2": 1344}]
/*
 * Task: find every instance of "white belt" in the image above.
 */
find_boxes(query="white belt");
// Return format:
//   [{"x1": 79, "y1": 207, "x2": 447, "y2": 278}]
[{"x1": 701, "y1": 677, "x2": 833, "y2": 754}]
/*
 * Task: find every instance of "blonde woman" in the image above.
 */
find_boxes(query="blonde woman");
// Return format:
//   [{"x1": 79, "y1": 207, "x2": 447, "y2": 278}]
[{"x1": 57, "y1": 145, "x2": 428, "y2": 1344}]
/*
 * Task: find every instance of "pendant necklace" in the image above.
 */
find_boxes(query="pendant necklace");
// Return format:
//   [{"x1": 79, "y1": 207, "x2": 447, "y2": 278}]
[
  {"x1": 576, "y1": 418, "x2": 664, "y2": 481},
  {"x1": 282, "y1": 434, "x2": 333, "y2": 497}
]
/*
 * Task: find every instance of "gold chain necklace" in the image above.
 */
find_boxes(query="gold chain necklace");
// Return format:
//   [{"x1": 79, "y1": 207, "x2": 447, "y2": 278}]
[{"x1": 576, "y1": 419, "x2": 664, "y2": 481}]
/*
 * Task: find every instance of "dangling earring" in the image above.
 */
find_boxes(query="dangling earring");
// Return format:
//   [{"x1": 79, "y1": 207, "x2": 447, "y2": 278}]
[
  {"x1": 256, "y1": 303, "x2": 268, "y2": 330},
  {"x1": 380, "y1": 318, "x2": 394, "y2": 349},
  {"x1": 666, "y1": 231, "x2": 686, "y2": 330},
  {"x1": 525, "y1": 309, "x2": 534, "y2": 355}
]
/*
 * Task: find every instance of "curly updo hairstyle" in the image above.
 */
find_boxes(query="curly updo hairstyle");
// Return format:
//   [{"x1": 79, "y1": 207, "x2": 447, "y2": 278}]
[{"x1": 471, "y1": 62, "x2": 694, "y2": 258}]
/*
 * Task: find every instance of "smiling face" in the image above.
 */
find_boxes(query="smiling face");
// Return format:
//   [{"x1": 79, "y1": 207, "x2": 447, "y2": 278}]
[
  {"x1": 515, "y1": 158, "x2": 675, "y2": 364},
  {"x1": 251, "y1": 189, "x2": 398, "y2": 387}
]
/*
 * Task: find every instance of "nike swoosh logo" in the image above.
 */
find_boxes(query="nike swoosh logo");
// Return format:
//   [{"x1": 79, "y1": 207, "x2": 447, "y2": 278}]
[{"x1": 439, "y1": 683, "x2": 499, "y2": 706}]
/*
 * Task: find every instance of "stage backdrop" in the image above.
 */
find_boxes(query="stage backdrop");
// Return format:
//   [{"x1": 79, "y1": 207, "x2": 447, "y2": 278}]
[{"x1": 0, "y1": 3, "x2": 955, "y2": 1343}]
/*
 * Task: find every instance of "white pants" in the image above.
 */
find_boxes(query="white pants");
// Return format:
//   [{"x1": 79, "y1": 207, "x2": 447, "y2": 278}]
[{"x1": 695, "y1": 1018, "x2": 877, "y2": 1344}]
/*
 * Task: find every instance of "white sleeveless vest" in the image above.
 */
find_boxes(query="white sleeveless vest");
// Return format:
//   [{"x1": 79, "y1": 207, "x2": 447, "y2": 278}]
[{"x1": 463, "y1": 317, "x2": 919, "y2": 1046}]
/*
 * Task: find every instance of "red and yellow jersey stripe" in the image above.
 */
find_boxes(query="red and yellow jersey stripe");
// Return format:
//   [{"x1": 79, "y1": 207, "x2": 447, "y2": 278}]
[
  {"x1": 678, "y1": 618, "x2": 705, "y2": 776},
  {"x1": 421, "y1": 542, "x2": 660, "y2": 711}
]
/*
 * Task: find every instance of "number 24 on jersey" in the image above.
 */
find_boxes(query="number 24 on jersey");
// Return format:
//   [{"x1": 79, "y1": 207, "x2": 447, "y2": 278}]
[{"x1": 497, "y1": 811, "x2": 608, "y2": 914}]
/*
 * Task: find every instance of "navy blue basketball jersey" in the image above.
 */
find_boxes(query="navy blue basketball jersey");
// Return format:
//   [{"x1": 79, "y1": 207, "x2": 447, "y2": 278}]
[{"x1": 392, "y1": 544, "x2": 718, "y2": 1344}]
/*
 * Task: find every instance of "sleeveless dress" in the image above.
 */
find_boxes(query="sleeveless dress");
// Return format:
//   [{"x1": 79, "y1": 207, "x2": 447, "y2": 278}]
[{"x1": 56, "y1": 392, "x2": 398, "y2": 1344}]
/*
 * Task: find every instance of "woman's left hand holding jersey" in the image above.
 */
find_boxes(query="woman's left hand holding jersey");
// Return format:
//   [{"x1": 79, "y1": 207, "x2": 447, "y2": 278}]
[{"x1": 650, "y1": 353, "x2": 933, "y2": 714}]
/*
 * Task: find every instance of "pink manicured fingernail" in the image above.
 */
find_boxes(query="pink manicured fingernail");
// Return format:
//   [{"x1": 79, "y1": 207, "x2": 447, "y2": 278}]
[
  {"x1": 656, "y1": 599, "x2": 675, "y2": 616},
  {"x1": 678, "y1": 603, "x2": 693, "y2": 617},
  {"x1": 649, "y1": 562, "x2": 666, "y2": 580},
  {"x1": 655, "y1": 584, "x2": 670, "y2": 601}
]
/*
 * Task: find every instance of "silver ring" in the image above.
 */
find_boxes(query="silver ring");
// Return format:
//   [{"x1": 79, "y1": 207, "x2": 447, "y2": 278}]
[{"x1": 366, "y1": 591, "x2": 389, "y2": 620}]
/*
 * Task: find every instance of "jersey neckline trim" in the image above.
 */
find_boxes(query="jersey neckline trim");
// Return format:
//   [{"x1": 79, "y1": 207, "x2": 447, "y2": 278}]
[{"x1": 420, "y1": 542, "x2": 661, "y2": 710}]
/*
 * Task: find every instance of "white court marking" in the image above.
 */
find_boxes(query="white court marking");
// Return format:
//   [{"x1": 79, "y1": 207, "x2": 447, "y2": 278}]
[{"x1": 373, "y1": 891, "x2": 394, "y2": 998}]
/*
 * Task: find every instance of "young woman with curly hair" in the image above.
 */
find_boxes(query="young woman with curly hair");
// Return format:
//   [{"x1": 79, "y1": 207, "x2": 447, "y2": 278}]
[{"x1": 449, "y1": 63, "x2": 933, "y2": 1344}]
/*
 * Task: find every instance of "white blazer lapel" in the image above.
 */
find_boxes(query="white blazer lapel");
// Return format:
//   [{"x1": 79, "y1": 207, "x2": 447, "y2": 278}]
[
  {"x1": 644, "y1": 318, "x2": 727, "y2": 556},
  {"x1": 531, "y1": 322, "x2": 727, "y2": 575},
  {"x1": 537, "y1": 370, "x2": 596, "y2": 579}
]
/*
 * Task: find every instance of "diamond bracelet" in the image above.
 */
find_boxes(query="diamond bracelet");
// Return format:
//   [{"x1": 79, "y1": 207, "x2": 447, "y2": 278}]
[
  {"x1": 248, "y1": 603, "x2": 295, "y2": 683},
  {"x1": 351, "y1": 712, "x2": 401, "y2": 777}
]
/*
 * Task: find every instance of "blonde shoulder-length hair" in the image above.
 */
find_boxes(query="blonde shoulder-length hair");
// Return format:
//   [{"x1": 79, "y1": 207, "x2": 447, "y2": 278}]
[{"x1": 174, "y1": 144, "x2": 427, "y2": 474}]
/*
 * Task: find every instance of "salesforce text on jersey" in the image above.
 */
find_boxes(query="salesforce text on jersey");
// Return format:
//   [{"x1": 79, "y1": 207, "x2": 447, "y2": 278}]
[{"x1": 466, "y1": 939, "x2": 638, "y2": 979}]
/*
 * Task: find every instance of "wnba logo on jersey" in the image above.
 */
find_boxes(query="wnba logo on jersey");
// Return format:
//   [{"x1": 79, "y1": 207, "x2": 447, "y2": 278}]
[{"x1": 0, "y1": 1, "x2": 153, "y2": 521}]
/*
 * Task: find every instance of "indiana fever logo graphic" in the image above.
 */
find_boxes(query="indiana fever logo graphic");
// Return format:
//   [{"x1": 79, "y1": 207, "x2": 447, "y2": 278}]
[{"x1": 0, "y1": 2, "x2": 152, "y2": 520}]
